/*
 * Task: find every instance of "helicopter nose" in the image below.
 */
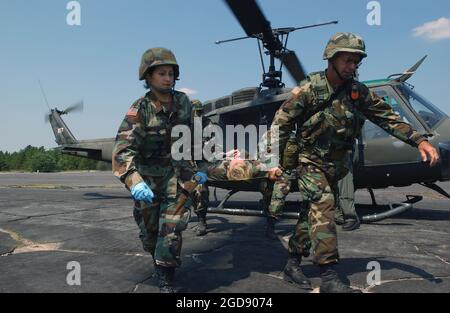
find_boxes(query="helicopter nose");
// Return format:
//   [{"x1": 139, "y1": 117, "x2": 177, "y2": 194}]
[{"x1": 438, "y1": 141, "x2": 450, "y2": 181}]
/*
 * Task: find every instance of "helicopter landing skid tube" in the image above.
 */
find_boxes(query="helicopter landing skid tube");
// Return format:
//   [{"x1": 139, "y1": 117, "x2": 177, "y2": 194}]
[
  {"x1": 206, "y1": 194, "x2": 423, "y2": 223},
  {"x1": 360, "y1": 195, "x2": 422, "y2": 223},
  {"x1": 207, "y1": 206, "x2": 301, "y2": 219}
]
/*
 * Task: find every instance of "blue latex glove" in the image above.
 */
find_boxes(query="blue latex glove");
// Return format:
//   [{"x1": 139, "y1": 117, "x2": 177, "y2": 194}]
[
  {"x1": 194, "y1": 172, "x2": 208, "y2": 184},
  {"x1": 131, "y1": 182, "x2": 154, "y2": 203}
]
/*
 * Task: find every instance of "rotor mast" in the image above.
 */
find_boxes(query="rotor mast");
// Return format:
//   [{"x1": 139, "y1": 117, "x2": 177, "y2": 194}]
[{"x1": 218, "y1": 0, "x2": 338, "y2": 89}]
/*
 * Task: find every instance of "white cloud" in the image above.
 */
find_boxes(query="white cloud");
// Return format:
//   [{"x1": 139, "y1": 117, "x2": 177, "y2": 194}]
[
  {"x1": 178, "y1": 87, "x2": 198, "y2": 96},
  {"x1": 413, "y1": 17, "x2": 450, "y2": 41}
]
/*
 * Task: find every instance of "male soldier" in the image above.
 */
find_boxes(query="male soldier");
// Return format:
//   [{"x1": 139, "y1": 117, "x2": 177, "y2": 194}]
[{"x1": 267, "y1": 32, "x2": 439, "y2": 292}]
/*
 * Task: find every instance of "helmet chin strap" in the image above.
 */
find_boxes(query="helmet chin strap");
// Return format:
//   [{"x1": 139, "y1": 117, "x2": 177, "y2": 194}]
[{"x1": 331, "y1": 61, "x2": 348, "y2": 82}]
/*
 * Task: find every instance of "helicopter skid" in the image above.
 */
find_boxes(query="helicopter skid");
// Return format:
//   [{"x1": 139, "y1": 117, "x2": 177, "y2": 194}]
[{"x1": 206, "y1": 195, "x2": 424, "y2": 224}]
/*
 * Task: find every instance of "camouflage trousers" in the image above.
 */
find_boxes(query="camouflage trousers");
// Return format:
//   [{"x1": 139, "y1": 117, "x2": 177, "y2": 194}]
[
  {"x1": 267, "y1": 172, "x2": 355, "y2": 221},
  {"x1": 289, "y1": 162, "x2": 348, "y2": 265},
  {"x1": 264, "y1": 174, "x2": 312, "y2": 255},
  {"x1": 266, "y1": 172, "x2": 293, "y2": 219},
  {"x1": 133, "y1": 169, "x2": 189, "y2": 267},
  {"x1": 191, "y1": 183, "x2": 209, "y2": 218}
]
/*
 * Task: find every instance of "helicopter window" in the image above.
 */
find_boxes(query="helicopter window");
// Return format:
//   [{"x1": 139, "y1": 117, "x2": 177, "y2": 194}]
[
  {"x1": 396, "y1": 84, "x2": 446, "y2": 129},
  {"x1": 363, "y1": 87, "x2": 421, "y2": 140}
]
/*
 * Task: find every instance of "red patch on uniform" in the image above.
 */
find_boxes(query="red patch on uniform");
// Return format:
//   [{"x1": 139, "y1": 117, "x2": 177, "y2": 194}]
[{"x1": 127, "y1": 107, "x2": 138, "y2": 117}]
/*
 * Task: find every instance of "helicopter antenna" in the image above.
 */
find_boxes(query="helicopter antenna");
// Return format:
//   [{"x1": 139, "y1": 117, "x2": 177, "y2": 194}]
[{"x1": 38, "y1": 79, "x2": 51, "y2": 111}]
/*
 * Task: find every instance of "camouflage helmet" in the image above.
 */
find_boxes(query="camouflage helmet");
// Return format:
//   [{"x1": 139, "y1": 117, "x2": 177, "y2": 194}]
[
  {"x1": 139, "y1": 47, "x2": 179, "y2": 81},
  {"x1": 191, "y1": 99, "x2": 203, "y2": 111},
  {"x1": 323, "y1": 32, "x2": 367, "y2": 60}
]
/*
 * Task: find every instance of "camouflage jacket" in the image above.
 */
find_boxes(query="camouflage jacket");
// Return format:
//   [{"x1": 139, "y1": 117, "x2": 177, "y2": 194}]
[
  {"x1": 270, "y1": 71, "x2": 427, "y2": 166},
  {"x1": 112, "y1": 90, "x2": 194, "y2": 189}
]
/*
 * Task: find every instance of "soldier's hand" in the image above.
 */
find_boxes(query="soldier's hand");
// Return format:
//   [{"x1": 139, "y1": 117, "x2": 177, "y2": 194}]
[
  {"x1": 268, "y1": 167, "x2": 283, "y2": 181},
  {"x1": 194, "y1": 172, "x2": 208, "y2": 184},
  {"x1": 418, "y1": 141, "x2": 439, "y2": 167},
  {"x1": 131, "y1": 182, "x2": 154, "y2": 203},
  {"x1": 224, "y1": 149, "x2": 241, "y2": 160}
]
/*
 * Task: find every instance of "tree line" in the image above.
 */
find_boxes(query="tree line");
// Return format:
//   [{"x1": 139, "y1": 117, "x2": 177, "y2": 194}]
[{"x1": 0, "y1": 145, "x2": 111, "y2": 172}]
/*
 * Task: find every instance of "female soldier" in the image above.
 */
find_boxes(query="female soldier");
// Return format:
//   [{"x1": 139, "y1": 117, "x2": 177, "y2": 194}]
[{"x1": 112, "y1": 48, "x2": 206, "y2": 293}]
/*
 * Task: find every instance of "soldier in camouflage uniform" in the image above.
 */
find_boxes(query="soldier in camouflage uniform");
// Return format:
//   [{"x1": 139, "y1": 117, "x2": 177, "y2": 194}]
[
  {"x1": 267, "y1": 33, "x2": 439, "y2": 292},
  {"x1": 112, "y1": 48, "x2": 206, "y2": 293}
]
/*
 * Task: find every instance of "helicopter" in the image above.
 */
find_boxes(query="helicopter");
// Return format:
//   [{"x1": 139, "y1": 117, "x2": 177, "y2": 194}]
[{"x1": 45, "y1": 0, "x2": 450, "y2": 223}]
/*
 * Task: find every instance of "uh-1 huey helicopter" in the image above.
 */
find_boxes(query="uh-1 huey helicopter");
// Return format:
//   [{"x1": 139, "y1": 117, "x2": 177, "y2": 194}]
[{"x1": 46, "y1": 0, "x2": 450, "y2": 223}]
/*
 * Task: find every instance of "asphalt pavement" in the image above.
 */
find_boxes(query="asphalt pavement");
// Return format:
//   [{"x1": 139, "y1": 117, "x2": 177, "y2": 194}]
[{"x1": 0, "y1": 171, "x2": 449, "y2": 293}]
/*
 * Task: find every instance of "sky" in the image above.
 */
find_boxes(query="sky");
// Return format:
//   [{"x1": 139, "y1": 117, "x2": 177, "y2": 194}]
[{"x1": 1, "y1": 0, "x2": 449, "y2": 153}]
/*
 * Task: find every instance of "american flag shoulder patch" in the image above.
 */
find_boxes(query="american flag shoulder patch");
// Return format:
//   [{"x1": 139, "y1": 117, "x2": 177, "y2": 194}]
[{"x1": 127, "y1": 107, "x2": 139, "y2": 117}]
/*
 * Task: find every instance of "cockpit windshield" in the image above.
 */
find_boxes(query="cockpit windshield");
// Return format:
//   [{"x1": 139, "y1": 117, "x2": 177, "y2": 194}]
[{"x1": 395, "y1": 84, "x2": 447, "y2": 129}]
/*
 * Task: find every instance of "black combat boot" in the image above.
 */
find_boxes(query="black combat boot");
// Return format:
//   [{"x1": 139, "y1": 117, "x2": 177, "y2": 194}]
[
  {"x1": 265, "y1": 216, "x2": 278, "y2": 240},
  {"x1": 319, "y1": 264, "x2": 361, "y2": 293},
  {"x1": 341, "y1": 215, "x2": 361, "y2": 231},
  {"x1": 196, "y1": 215, "x2": 207, "y2": 236},
  {"x1": 156, "y1": 266, "x2": 176, "y2": 293},
  {"x1": 283, "y1": 254, "x2": 312, "y2": 290}
]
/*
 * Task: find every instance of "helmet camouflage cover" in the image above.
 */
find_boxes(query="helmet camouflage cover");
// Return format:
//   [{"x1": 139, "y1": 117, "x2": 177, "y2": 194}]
[
  {"x1": 139, "y1": 47, "x2": 179, "y2": 80},
  {"x1": 323, "y1": 32, "x2": 367, "y2": 60}
]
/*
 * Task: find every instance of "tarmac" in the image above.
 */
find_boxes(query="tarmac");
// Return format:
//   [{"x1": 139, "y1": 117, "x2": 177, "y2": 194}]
[{"x1": 0, "y1": 171, "x2": 449, "y2": 293}]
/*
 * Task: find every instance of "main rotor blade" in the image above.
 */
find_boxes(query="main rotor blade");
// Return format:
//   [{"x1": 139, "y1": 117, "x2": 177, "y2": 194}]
[
  {"x1": 278, "y1": 50, "x2": 306, "y2": 84},
  {"x1": 64, "y1": 100, "x2": 84, "y2": 114},
  {"x1": 225, "y1": 0, "x2": 270, "y2": 37},
  {"x1": 224, "y1": 0, "x2": 282, "y2": 52}
]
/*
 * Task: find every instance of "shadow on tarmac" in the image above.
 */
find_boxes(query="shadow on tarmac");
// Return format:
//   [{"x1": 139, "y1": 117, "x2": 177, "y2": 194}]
[{"x1": 83, "y1": 192, "x2": 131, "y2": 200}]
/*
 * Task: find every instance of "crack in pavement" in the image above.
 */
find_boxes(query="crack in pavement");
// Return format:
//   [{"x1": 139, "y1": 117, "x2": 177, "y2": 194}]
[
  {"x1": 414, "y1": 245, "x2": 450, "y2": 266},
  {"x1": 1, "y1": 205, "x2": 127, "y2": 224},
  {"x1": 129, "y1": 274, "x2": 157, "y2": 293},
  {"x1": 186, "y1": 237, "x2": 274, "y2": 261},
  {"x1": 0, "y1": 228, "x2": 60, "y2": 256},
  {"x1": 57, "y1": 216, "x2": 132, "y2": 223},
  {"x1": 0, "y1": 228, "x2": 147, "y2": 258},
  {"x1": 363, "y1": 276, "x2": 450, "y2": 292}
]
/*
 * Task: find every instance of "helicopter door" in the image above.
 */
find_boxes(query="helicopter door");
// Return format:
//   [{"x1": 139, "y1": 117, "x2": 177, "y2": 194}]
[{"x1": 359, "y1": 86, "x2": 426, "y2": 186}]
